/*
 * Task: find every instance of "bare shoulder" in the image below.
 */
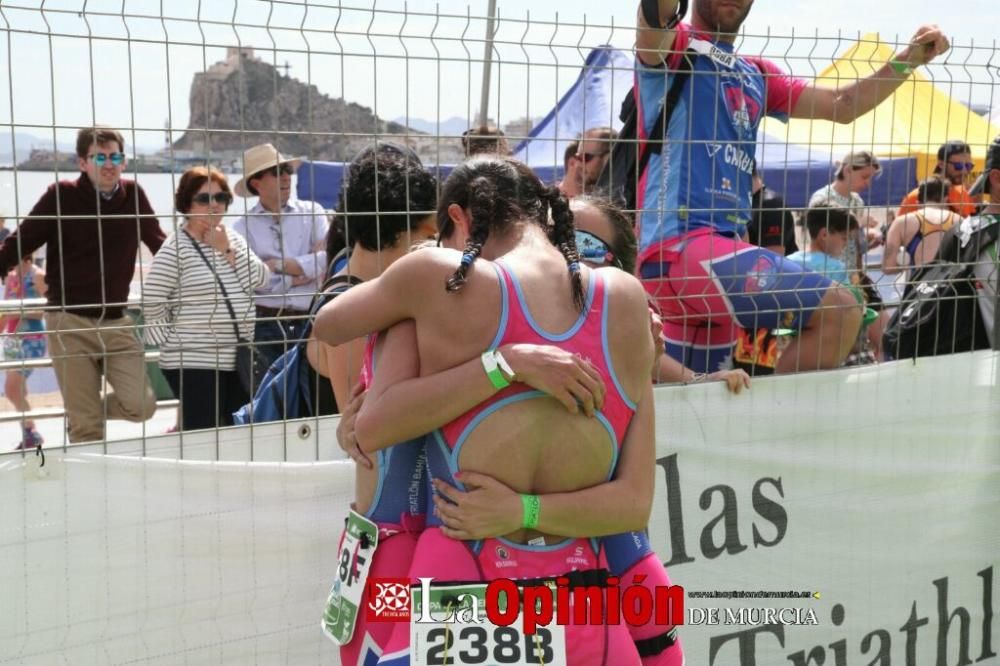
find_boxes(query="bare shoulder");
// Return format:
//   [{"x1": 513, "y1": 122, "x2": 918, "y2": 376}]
[
  {"x1": 380, "y1": 246, "x2": 486, "y2": 294},
  {"x1": 598, "y1": 267, "x2": 649, "y2": 316}
]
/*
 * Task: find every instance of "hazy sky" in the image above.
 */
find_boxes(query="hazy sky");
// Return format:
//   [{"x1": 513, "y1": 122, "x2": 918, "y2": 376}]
[{"x1": 1, "y1": 0, "x2": 995, "y2": 151}]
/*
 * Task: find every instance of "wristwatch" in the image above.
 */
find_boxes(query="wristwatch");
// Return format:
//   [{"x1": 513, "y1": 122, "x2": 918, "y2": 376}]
[{"x1": 642, "y1": 0, "x2": 687, "y2": 30}]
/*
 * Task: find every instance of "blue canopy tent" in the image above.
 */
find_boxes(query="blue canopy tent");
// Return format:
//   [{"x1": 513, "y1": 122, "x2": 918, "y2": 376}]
[
  {"x1": 756, "y1": 132, "x2": 917, "y2": 209},
  {"x1": 296, "y1": 161, "x2": 561, "y2": 211}
]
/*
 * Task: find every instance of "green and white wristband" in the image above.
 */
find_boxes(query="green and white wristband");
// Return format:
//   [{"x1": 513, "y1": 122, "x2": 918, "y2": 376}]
[{"x1": 481, "y1": 349, "x2": 515, "y2": 390}]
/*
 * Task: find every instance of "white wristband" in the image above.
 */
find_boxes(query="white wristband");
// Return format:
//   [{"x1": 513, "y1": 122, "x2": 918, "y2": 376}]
[{"x1": 494, "y1": 349, "x2": 516, "y2": 382}]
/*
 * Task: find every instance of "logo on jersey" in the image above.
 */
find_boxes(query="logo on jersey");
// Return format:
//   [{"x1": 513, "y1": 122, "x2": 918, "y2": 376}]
[
  {"x1": 744, "y1": 255, "x2": 780, "y2": 294},
  {"x1": 367, "y1": 577, "x2": 412, "y2": 622},
  {"x1": 721, "y1": 79, "x2": 762, "y2": 136},
  {"x1": 705, "y1": 143, "x2": 724, "y2": 158}
]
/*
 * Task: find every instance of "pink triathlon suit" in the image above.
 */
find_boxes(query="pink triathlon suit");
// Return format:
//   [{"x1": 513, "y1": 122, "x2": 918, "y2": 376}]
[
  {"x1": 379, "y1": 261, "x2": 681, "y2": 665},
  {"x1": 337, "y1": 333, "x2": 429, "y2": 666}
]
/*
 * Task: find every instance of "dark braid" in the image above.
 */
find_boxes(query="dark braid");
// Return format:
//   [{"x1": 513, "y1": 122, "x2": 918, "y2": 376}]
[
  {"x1": 437, "y1": 156, "x2": 584, "y2": 310},
  {"x1": 446, "y1": 175, "x2": 496, "y2": 292},
  {"x1": 545, "y1": 186, "x2": 586, "y2": 312}
]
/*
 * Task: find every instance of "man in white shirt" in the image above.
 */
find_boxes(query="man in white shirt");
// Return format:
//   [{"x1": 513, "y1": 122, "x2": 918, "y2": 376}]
[{"x1": 232, "y1": 143, "x2": 329, "y2": 384}]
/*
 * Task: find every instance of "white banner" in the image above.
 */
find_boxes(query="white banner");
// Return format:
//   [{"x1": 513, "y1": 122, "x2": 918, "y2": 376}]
[
  {"x1": 0, "y1": 352, "x2": 997, "y2": 664},
  {"x1": 650, "y1": 351, "x2": 1000, "y2": 664}
]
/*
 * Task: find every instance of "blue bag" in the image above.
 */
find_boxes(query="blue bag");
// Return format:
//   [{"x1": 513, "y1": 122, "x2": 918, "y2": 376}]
[{"x1": 233, "y1": 275, "x2": 360, "y2": 424}]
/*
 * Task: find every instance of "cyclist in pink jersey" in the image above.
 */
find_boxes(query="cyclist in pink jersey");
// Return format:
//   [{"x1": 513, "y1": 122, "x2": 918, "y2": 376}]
[{"x1": 315, "y1": 157, "x2": 658, "y2": 665}]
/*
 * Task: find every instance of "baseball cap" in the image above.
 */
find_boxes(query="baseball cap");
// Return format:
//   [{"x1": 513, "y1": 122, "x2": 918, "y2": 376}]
[
  {"x1": 969, "y1": 136, "x2": 1000, "y2": 196},
  {"x1": 937, "y1": 140, "x2": 972, "y2": 162}
]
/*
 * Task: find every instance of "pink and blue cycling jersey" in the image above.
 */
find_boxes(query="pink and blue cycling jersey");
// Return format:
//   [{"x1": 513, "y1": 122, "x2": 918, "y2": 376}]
[{"x1": 635, "y1": 22, "x2": 807, "y2": 262}]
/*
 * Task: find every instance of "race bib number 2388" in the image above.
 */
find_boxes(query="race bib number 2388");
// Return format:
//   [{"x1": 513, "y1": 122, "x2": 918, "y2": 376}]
[{"x1": 410, "y1": 583, "x2": 566, "y2": 666}]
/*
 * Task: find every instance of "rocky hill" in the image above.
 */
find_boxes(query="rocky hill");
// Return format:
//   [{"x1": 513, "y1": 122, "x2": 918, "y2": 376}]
[{"x1": 173, "y1": 49, "x2": 464, "y2": 164}]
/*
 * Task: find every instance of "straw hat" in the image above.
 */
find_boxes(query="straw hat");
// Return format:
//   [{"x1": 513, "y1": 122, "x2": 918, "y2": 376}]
[{"x1": 233, "y1": 143, "x2": 303, "y2": 198}]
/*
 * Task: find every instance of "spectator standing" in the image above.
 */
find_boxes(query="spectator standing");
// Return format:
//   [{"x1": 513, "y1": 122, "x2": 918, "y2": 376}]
[
  {"x1": 0, "y1": 126, "x2": 162, "y2": 442},
  {"x1": 883, "y1": 178, "x2": 961, "y2": 276},
  {"x1": 575, "y1": 127, "x2": 617, "y2": 195},
  {"x1": 749, "y1": 168, "x2": 797, "y2": 256},
  {"x1": 896, "y1": 141, "x2": 979, "y2": 218},
  {"x1": 557, "y1": 139, "x2": 582, "y2": 198},
  {"x1": 964, "y1": 136, "x2": 1000, "y2": 348},
  {"x1": 2, "y1": 256, "x2": 47, "y2": 449},
  {"x1": 809, "y1": 150, "x2": 884, "y2": 272},
  {"x1": 143, "y1": 167, "x2": 268, "y2": 431},
  {"x1": 232, "y1": 143, "x2": 328, "y2": 385},
  {"x1": 633, "y1": 0, "x2": 946, "y2": 373},
  {"x1": 461, "y1": 125, "x2": 511, "y2": 157}
]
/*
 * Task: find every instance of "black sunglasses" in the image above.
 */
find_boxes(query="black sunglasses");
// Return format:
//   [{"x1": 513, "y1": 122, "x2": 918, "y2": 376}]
[
  {"x1": 578, "y1": 151, "x2": 609, "y2": 163},
  {"x1": 191, "y1": 192, "x2": 233, "y2": 206},
  {"x1": 254, "y1": 164, "x2": 295, "y2": 178}
]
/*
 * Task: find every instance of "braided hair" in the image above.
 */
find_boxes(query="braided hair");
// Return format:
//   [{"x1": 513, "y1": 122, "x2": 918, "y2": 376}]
[
  {"x1": 437, "y1": 156, "x2": 586, "y2": 311},
  {"x1": 543, "y1": 186, "x2": 586, "y2": 311}
]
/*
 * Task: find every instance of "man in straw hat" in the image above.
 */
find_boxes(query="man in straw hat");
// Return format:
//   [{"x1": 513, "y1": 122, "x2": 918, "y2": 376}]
[{"x1": 232, "y1": 143, "x2": 328, "y2": 385}]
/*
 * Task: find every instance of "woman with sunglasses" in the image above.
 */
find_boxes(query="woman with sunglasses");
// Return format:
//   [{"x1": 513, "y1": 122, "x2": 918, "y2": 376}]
[
  {"x1": 573, "y1": 196, "x2": 751, "y2": 392},
  {"x1": 143, "y1": 166, "x2": 268, "y2": 431}
]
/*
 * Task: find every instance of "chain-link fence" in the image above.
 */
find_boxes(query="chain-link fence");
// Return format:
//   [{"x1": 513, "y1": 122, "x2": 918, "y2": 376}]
[{"x1": 0, "y1": 0, "x2": 997, "y2": 450}]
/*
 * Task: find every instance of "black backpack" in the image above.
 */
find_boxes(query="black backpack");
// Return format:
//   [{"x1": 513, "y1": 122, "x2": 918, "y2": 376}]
[
  {"x1": 883, "y1": 218, "x2": 999, "y2": 360},
  {"x1": 595, "y1": 51, "x2": 694, "y2": 212}
]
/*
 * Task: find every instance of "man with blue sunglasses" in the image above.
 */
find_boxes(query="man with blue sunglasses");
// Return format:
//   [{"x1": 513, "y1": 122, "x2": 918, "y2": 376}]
[
  {"x1": 0, "y1": 125, "x2": 165, "y2": 443},
  {"x1": 896, "y1": 140, "x2": 979, "y2": 219}
]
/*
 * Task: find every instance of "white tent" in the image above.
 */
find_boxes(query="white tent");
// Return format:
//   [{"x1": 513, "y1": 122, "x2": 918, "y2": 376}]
[{"x1": 513, "y1": 46, "x2": 633, "y2": 168}]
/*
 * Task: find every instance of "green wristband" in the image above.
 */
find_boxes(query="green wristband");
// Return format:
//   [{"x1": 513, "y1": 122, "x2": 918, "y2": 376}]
[
  {"x1": 520, "y1": 494, "x2": 541, "y2": 530},
  {"x1": 889, "y1": 59, "x2": 912, "y2": 76},
  {"x1": 481, "y1": 350, "x2": 510, "y2": 390}
]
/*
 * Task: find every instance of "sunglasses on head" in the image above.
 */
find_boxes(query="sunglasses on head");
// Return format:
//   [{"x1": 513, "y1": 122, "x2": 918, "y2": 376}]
[
  {"x1": 578, "y1": 151, "x2": 609, "y2": 163},
  {"x1": 87, "y1": 152, "x2": 125, "y2": 167},
  {"x1": 575, "y1": 229, "x2": 617, "y2": 267},
  {"x1": 191, "y1": 192, "x2": 233, "y2": 206},
  {"x1": 948, "y1": 161, "x2": 976, "y2": 171}
]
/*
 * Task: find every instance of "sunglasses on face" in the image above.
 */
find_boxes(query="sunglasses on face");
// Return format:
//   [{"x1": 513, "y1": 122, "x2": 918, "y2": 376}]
[
  {"x1": 578, "y1": 151, "x2": 609, "y2": 163},
  {"x1": 262, "y1": 164, "x2": 295, "y2": 177},
  {"x1": 575, "y1": 229, "x2": 616, "y2": 266},
  {"x1": 948, "y1": 161, "x2": 976, "y2": 171},
  {"x1": 87, "y1": 152, "x2": 125, "y2": 167},
  {"x1": 191, "y1": 192, "x2": 233, "y2": 206}
]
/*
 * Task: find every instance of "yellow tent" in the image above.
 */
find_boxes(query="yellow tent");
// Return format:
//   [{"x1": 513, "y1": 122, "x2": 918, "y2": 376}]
[{"x1": 762, "y1": 34, "x2": 1000, "y2": 183}]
